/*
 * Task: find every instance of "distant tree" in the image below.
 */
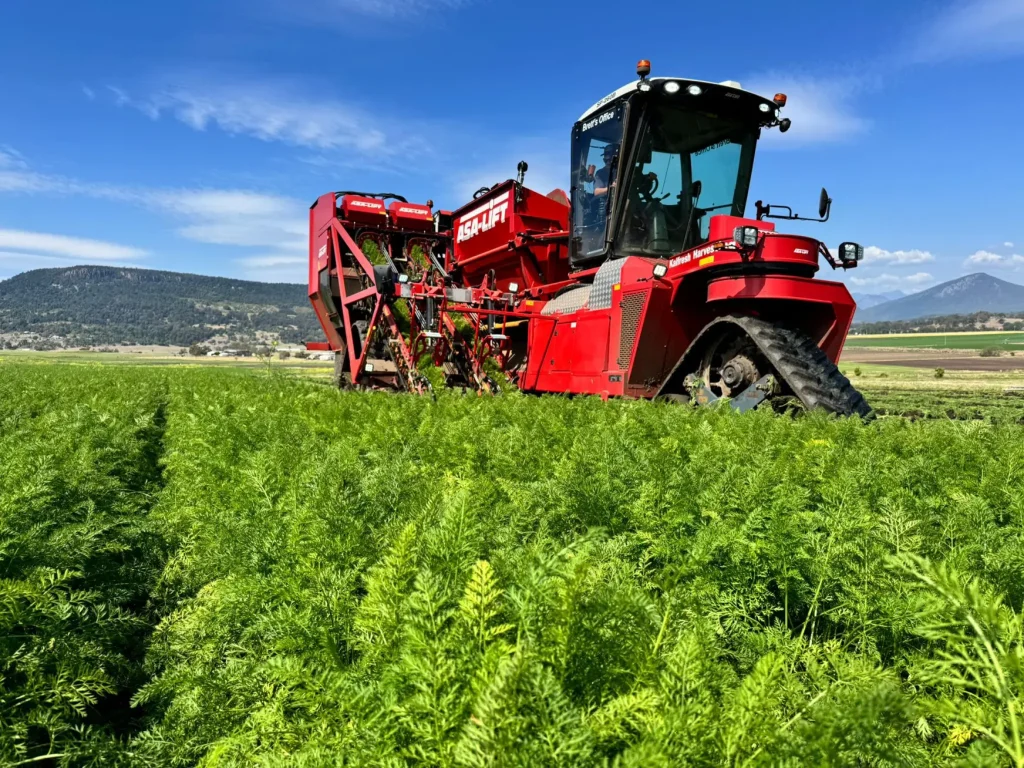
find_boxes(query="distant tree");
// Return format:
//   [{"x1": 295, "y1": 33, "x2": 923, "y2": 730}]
[
  {"x1": 294, "y1": 350, "x2": 309, "y2": 359},
  {"x1": 189, "y1": 343, "x2": 211, "y2": 357},
  {"x1": 278, "y1": 350, "x2": 291, "y2": 360},
  {"x1": 934, "y1": 368, "x2": 945, "y2": 378}
]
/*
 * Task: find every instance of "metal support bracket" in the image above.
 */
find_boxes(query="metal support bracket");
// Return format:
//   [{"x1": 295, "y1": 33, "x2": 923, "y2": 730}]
[{"x1": 684, "y1": 373, "x2": 777, "y2": 413}]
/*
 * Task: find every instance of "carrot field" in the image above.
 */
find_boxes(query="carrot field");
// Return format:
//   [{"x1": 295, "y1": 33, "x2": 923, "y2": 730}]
[{"x1": 2, "y1": 361, "x2": 1024, "y2": 766}]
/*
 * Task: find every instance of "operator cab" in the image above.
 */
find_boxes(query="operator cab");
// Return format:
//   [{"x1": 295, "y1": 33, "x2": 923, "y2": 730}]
[{"x1": 571, "y1": 72, "x2": 783, "y2": 267}]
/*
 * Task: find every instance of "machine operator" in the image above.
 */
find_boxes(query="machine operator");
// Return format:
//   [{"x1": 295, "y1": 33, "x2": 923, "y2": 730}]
[{"x1": 592, "y1": 143, "x2": 619, "y2": 197}]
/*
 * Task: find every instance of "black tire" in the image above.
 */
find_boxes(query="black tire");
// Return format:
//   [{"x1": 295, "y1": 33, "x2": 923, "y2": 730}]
[
  {"x1": 657, "y1": 315, "x2": 873, "y2": 419},
  {"x1": 741, "y1": 318, "x2": 874, "y2": 419}
]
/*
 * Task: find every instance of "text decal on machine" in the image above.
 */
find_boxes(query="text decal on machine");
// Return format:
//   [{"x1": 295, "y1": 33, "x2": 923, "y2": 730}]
[
  {"x1": 456, "y1": 191, "x2": 510, "y2": 243},
  {"x1": 669, "y1": 244, "x2": 716, "y2": 268}
]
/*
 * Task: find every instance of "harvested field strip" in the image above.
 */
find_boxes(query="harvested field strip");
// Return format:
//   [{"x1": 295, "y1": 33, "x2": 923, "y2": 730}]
[{"x1": 845, "y1": 331, "x2": 1024, "y2": 350}]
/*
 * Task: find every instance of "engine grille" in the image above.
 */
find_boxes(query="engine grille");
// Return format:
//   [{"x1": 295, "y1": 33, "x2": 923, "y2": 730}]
[{"x1": 617, "y1": 292, "x2": 646, "y2": 369}]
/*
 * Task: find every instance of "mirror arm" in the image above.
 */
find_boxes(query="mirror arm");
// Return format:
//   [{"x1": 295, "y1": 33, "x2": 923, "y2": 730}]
[
  {"x1": 754, "y1": 204, "x2": 831, "y2": 224},
  {"x1": 755, "y1": 190, "x2": 831, "y2": 223}
]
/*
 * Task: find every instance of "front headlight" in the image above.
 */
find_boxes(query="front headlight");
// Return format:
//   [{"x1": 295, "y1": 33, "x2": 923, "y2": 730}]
[
  {"x1": 733, "y1": 226, "x2": 759, "y2": 248},
  {"x1": 839, "y1": 242, "x2": 864, "y2": 262}
]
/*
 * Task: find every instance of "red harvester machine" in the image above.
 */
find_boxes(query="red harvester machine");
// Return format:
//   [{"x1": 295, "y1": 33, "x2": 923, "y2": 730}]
[{"x1": 307, "y1": 61, "x2": 871, "y2": 416}]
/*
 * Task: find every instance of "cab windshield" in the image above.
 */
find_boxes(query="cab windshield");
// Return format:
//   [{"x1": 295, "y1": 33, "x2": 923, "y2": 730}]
[
  {"x1": 618, "y1": 103, "x2": 756, "y2": 255},
  {"x1": 571, "y1": 106, "x2": 624, "y2": 259}
]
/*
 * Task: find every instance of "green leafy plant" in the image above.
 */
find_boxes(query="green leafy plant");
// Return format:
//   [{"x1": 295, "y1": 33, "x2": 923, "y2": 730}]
[{"x1": 2, "y1": 360, "x2": 1024, "y2": 765}]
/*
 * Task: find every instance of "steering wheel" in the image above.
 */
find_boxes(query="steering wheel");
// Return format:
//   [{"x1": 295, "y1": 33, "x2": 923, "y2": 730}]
[{"x1": 636, "y1": 171, "x2": 659, "y2": 202}]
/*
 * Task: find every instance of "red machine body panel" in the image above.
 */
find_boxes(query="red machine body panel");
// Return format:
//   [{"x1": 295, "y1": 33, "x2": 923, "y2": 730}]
[
  {"x1": 389, "y1": 201, "x2": 434, "y2": 231},
  {"x1": 340, "y1": 195, "x2": 389, "y2": 225},
  {"x1": 706, "y1": 274, "x2": 856, "y2": 361},
  {"x1": 450, "y1": 181, "x2": 570, "y2": 291},
  {"x1": 515, "y1": 215, "x2": 856, "y2": 398}
]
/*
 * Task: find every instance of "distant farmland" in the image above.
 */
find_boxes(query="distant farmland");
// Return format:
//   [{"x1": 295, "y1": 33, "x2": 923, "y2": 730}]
[{"x1": 845, "y1": 330, "x2": 1024, "y2": 350}]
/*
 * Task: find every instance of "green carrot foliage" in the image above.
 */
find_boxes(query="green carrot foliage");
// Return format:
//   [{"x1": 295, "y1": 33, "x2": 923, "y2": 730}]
[{"x1": 2, "y1": 360, "x2": 1024, "y2": 765}]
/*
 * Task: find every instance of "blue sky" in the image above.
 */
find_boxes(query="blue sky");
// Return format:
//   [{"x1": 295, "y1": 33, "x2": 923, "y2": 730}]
[{"x1": 2, "y1": 0, "x2": 1024, "y2": 294}]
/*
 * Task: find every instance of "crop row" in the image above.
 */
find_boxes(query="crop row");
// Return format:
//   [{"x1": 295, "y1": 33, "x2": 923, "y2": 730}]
[{"x1": 2, "y1": 362, "x2": 1024, "y2": 766}]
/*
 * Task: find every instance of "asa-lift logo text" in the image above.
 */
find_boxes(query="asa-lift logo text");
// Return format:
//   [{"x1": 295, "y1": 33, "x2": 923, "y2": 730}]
[{"x1": 456, "y1": 191, "x2": 510, "y2": 243}]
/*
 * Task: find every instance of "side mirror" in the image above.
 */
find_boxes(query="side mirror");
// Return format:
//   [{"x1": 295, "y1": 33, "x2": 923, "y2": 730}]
[
  {"x1": 818, "y1": 187, "x2": 832, "y2": 220},
  {"x1": 691, "y1": 180, "x2": 702, "y2": 199}
]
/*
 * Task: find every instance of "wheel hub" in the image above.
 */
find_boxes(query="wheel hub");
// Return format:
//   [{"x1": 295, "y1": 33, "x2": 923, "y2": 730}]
[
  {"x1": 720, "y1": 354, "x2": 758, "y2": 391},
  {"x1": 696, "y1": 333, "x2": 769, "y2": 400}
]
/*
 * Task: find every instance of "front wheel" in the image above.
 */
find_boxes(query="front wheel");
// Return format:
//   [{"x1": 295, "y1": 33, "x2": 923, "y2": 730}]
[{"x1": 657, "y1": 316, "x2": 873, "y2": 418}]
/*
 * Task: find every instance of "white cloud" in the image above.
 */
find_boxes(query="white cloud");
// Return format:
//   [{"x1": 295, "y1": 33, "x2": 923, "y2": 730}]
[
  {"x1": 119, "y1": 83, "x2": 414, "y2": 161},
  {"x1": 451, "y1": 141, "x2": 566, "y2": 203},
  {"x1": 862, "y1": 245, "x2": 935, "y2": 264},
  {"x1": 966, "y1": 249, "x2": 1024, "y2": 267},
  {"x1": 966, "y1": 250, "x2": 1004, "y2": 264},
  {"x1": 0, "y1": 229, "x2": 147, "y2": 261},
  {"x1": 0, "y1": 229, "x2": 147, "y2": 278},
  {"x1": 282, "y1": 0, "x2": 472, "y2": 21},
  {"x1": 0, "y1": 150, "x2": 305, "y2": 254},
  {"x1": 744, "y1": 75, "x2": 869, "y2": 145},
  {"x1": 1005, "y1": 241, "x2": 1015, "y2": 248},
  {"x1": 849, "y1": 271, "x2": 934, "y2": 289},
  {"x1": 0, "y1": 159, "x2": 142, "y2": 201},
  {"x1": 0, "y1": 168, "x2": 59, "y2": 193},
  {"x1": 237, "y1": 255, "x2": 306, "y2": 268},
  {"x1": 82, "y1": 86, "x2": 96, "y2": 101},
  {"x1": 0, "y1": 250, "x2": 146, "y2": 277},
  {"x1": 914, "y1": 0, "x2": 1024, "y2": 62},
  {"x1": 107, "y1": 85, "x2": 131, "y2": 107},
  {"x1": 323, "y1": 0, "x2": 470, "y2": 17},
  {"x1": 153, "y1": 189, "x2": 307, "y2": 252},
  {"x1": 0, "y1": 146, "x2": 28, "y2": 170},
  {"x1": 234, "y1": 253, "x2": 307, "y2": 282}
]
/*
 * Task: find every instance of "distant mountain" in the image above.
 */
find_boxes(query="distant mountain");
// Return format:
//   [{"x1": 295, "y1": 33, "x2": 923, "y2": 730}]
[
  {"x1": 856, "y1": 273, "x2": 1024, "y2": 323},
  {"x1": 853, "y1": 290, "x2": 905, "y2": 309},
  {"x1": 0, "y1": 265, "x2": 320, "y2": 347}
]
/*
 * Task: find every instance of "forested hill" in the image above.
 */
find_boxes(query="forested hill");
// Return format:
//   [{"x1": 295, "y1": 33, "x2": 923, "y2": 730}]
[{"x1": 0, "y1": 265, "x2": 321, "y2": 347}]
